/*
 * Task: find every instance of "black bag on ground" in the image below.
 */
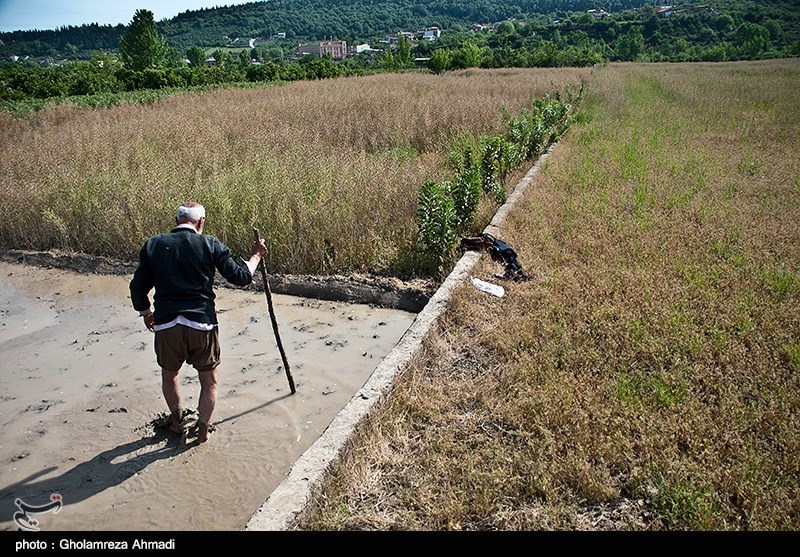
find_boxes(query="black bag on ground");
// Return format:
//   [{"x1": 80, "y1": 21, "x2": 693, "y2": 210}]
[{"x1": 460, "y1": 233, "x2": 528, "y2": 281}]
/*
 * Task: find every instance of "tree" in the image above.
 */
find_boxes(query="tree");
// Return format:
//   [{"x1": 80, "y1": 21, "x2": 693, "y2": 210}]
[
  {"x1": 380, "y1": 50, "x2": 400, "y2": 72},
  {"x1": 237, "y1": 49, "x2": 252, "y2": 70},
  {"x1": 454, "y1": 41, "x2": 485, "y2": 68},
  {"x1": 428, "y1": 48, "x2": 451, "y2": 74},
  {"x1": 639, "y1": 5, "x2": 657, "y2": 21},
  {"x1": 301, "y1": 56, "x2": 342, "y2": 79},
  {"x1": 763, "y1": 19, "x2": 783, "y2": 42},
  {"x1": 700, "y1": 44, "x2": 729, "y2": 62},
  {"x1": 716, "y1": 14, "x2": 735, "y2": 35},
  {"x1": 489, "y1": 20, "x2": 518, "y2": 49},
  {"x1": 568, "y1": 30, "x2": 591, "y2": 49},
  {"x1": 496, "y1": 21, "x2": 515, "y2": 36},
  {"x1": 209, "y1": 49, "x2": 231, "y2": 67},
  {"x1": 613, "y1": 27, "x2": 646, "y2": 61},
  {"x1": 119, "y1": 9, "x2": 169, "y2": 71},
  {"x1": 734, "y1": 22, "x2": 770, "y2": 57},
  {"x1": 186, "y1": 46, "x2": 206, "y2": 67},
  {"x1": 246, "y1": 61, "x2": 280, "y2": 82},
  {"x1": 643, "y1": 14, "x2": 660, "y2": 38},
  {"x1": 416, "y1": 179, "x2": 457, "y2": 277},
  {"x1": 396, "y1": 33, "x2": 412, "y2": 68}
]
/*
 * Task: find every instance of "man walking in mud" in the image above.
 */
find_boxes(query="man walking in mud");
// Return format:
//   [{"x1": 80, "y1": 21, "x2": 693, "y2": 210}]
[{"x1": 130, "y1": 201, "x2": 267, "y2": 443}]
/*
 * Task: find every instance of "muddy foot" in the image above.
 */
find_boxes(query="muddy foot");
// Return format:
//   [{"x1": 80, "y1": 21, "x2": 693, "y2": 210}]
[
  {"x1": 167, "y1": 408, "x2": 188, "y2": 434},
  {"x1": 151, "y1": 409, "x2": 197, "y2": 435},
  {"x1": 197, "y1": 422, "x2": 210, "y2": 443}
]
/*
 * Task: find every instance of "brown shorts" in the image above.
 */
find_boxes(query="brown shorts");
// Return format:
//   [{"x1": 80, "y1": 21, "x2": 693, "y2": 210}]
[{"x1": 154, "y1": 324, "x2": 220, "y2": 373}]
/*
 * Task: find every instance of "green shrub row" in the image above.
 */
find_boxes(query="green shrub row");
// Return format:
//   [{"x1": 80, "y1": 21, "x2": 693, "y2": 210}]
[
  {"x1": 0, "y1": 55, "x2": 358, "y2": 111},
  {"x1": 415, "y1": 85, "x2": 582, "y2": 276}
]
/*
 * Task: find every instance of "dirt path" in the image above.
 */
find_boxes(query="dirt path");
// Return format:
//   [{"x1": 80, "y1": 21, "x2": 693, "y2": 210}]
[{"x1": 0, "y1": 261, "x2": 415, "y2": 531}]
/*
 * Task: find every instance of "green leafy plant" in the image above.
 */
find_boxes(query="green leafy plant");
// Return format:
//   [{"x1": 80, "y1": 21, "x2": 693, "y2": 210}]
[
  {"x1": 416, "y1": 179, "x2": 457, "y2": 277},
  {"x1": 479, "y1": 135, "x2": 511, "y2": 204},
  {"x1": 413, "y1": 91, "x2": 577, "y2": 277},
  {"x1": 446, "y1": 168, "x2": 482, "y2": 233}
]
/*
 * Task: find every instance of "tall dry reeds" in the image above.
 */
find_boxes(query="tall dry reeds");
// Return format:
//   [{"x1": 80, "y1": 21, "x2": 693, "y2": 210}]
[{"x1": 0, "y1": 68, "x2": 591, "y2": 275}]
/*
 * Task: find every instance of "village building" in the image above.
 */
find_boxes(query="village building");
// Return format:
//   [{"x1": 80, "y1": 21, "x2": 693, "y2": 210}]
[
  {"x1": 587, "y1": 9, "x2": 610, "y2": 19},
  {"x1": 352, "y1": 43, "x2": 381, "y2": 55},
  {"x1": 384, "y1": 31, "x2": 415, "y2": 44},
  {"x1": 298, "y1": 39, "x2": 348, "y2": 60},
  {"x1": 421, "y1": 27, "x2": 441, "y2": 41}
]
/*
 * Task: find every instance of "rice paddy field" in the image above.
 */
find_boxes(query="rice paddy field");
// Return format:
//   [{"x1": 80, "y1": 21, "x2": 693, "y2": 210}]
[
  {"x1": 2, "y1": 58, "x2": 798, "y2": 530},
  {"x1": 0, "y1": 67, "x2": 590, "y2": 276}
]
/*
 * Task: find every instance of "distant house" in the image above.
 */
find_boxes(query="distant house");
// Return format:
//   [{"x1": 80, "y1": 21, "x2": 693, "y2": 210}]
[
  {"x1": 272, "y1": 32, "x2": 286, "y2": 39},
  {"x1": 421, "y1": 26, "x2": 441, "y2": 41},
  {"x1": 353, "y1": 43, "x2": 381, "y2": 54},
  {"x1": 386, "y1": 31, "x2": 414, "y2": 44},
  {"x1": 298, "y1": 40, "x2": 348, "y2": 60},
  {"x1": 657, "y1": 6, "x2": 673, "y2": 17},
  {"x1": 227, "y1": 37, "x2": 251, "y2": 47},
  {"x1": 205, "y1": 57, "x2": 216, "y2": 67},
  {"x1": 7, "y1": 53, "x2": 30, "y2": 63},
  {"x1": 469, "y1": 24, "x2": 487, "y2": 32},
  {"x1": 587, "y1": 8, "x2": 610, "y2": 19},
  {"x1": 672, "y1": 5, "x2": 715, "y2": 15}
]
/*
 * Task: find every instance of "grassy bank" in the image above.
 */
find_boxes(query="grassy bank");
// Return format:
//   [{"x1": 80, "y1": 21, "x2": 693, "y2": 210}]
[
  {"x1": 0, "y1": 68, "x2": 589, "y2": 276},
  {"x1": 297, "y1": 59, "x2": 800, "y2": 530}
]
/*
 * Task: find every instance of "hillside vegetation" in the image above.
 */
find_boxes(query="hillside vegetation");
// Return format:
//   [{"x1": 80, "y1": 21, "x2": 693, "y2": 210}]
[
  {"x1": 297, "y1": 58, "x2": 800, "y2": 530},
  {"x1": 3, "y1": 0, "x2": 798, "y2": 56}
]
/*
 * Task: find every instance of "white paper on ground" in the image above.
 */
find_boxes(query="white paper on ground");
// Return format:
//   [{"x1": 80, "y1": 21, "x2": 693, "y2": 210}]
[{"x1": 471, "y1": 277, "x2": 505, "y2": 298}]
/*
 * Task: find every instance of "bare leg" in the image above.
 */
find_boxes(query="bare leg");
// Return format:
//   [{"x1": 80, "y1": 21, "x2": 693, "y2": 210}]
[
  {"x1": 161, "y1": 368, "x2": 183, "y2": 433},
  {"x1": 197, "y1": 368, "x2": 217, "y2": 442}
]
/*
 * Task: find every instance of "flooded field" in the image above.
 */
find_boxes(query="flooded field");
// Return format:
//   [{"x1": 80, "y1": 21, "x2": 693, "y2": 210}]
[{"x1": 0, "y1": 261, "x2": 415, "y2": 531}]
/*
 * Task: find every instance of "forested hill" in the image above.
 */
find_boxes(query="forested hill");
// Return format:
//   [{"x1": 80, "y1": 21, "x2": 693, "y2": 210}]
[
  {"x1": 158, "y1": 0, "x2": 650, "y2": 49},
  {"x1": 2, "y1": 0, "x2": 657, "y2": 58},
  {"x1": 0, "y1": 0, "x2": 692, "y2": 58},
  {"x1": 2, "y1": 0, "x2": 798, "y2": 60}
]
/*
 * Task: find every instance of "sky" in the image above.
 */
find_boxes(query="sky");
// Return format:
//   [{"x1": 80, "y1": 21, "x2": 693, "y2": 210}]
[{"x1": 0, "y1": 0, "x2": 262, "y2": 32}]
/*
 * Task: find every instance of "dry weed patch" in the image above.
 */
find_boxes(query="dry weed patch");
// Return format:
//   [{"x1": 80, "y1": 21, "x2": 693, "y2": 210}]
[{"x1": 299, "y1": 60, "x2": 800, "y2": 530}]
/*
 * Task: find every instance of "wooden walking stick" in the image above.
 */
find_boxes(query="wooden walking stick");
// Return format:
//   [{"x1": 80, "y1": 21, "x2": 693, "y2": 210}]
[{"x1": 253, "y1": 228, "x2": 296, "y2": 394}]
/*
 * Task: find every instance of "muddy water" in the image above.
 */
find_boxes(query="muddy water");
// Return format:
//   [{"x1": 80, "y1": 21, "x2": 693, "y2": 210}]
[{"x1": 0, "y1": 261, "x2": 415, "y2": 531}]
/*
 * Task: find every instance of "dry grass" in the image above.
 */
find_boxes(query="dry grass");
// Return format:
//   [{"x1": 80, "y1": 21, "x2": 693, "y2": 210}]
[
  {"x1": 0, "y1": 68, "x2": 589, "y2": 275},
  {"x1": 297, "y1": 59, "x2": 800, "y2": 530}
]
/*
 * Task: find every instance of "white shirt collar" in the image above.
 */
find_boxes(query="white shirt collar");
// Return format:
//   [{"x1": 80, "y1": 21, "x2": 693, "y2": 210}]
[{"x1": 176, "y1": 223, "x2": 200, "y2": 233}]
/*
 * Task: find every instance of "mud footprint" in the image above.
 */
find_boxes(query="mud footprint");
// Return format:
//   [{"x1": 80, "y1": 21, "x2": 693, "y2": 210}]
[{"x1": 24, "y1": 400, "x2": 63, "y2": 413}]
